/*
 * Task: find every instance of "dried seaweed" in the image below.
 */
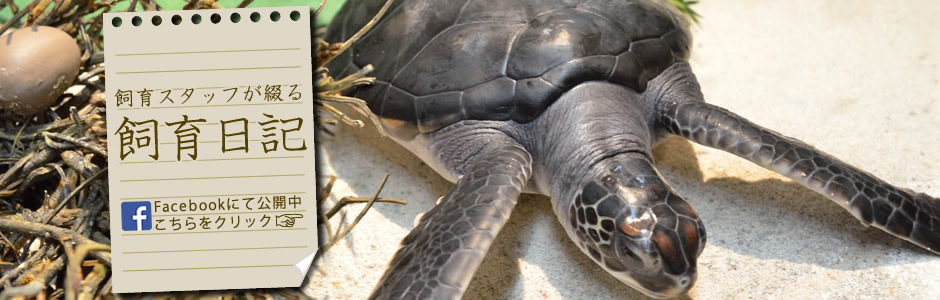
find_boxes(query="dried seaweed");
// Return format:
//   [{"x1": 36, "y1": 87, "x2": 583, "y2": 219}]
[
  {"x1": 314, "y1": 0, "x2": 394, "y2": 138},
  {"x1": 0, "y1": 1, "x2": 115, "y2": 298},
  {"x1": 316, "y1": 175, "x2": 405, "y2": 255}
]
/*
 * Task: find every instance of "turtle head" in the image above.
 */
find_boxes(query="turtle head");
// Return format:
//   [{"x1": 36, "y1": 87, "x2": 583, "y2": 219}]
[{"x1": 564, "y1": 153, "x2": 706, "y2": 298}]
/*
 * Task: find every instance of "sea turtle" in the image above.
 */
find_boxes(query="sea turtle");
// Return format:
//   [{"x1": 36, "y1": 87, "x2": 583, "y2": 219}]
[{"x1": 322, "y1": 0, "x2": 940, "y2": 298}]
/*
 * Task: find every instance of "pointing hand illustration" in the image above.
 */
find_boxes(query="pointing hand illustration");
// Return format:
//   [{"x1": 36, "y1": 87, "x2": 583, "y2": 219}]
[{"x1": 276, "y1": 213, "x2": 304, "y2": 227}]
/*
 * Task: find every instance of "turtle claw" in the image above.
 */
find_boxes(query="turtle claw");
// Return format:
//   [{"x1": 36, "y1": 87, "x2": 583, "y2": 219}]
[
  {"x1": 412, "y1": 196, "x2": 444, "y2": 226},
  {"x1": 413, "y1": 212, "x2": 425, "y2": 227}
]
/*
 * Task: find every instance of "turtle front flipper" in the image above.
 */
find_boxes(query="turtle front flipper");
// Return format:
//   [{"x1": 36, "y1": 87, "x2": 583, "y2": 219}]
[
  {"x1": 368, "y1": 141, "x2": 532, "y2": 300},
  {"x1": 658, "y1": 100, "x2": 940, "y2": 254}
]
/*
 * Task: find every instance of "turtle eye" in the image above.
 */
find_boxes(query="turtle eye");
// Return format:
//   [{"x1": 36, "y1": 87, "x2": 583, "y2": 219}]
[{"x1": 619, "y1": 210, "x2": 656, "y2": 236}]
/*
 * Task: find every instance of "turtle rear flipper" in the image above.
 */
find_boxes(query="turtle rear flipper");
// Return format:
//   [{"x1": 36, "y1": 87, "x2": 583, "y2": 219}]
[
  {"x1": 369, "y1": 140, "x2": 532, "y2": 300},
  {"x1": 657, "y1": 98, "x2": 940, "y2": 254}
]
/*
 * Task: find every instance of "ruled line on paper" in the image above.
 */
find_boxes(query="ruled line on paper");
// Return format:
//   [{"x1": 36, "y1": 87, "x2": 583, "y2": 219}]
[
  {"x1": 120, "y1": 155, "x2": 305, "y2": 164},
  {"x1": 124, "y1": 264, "x2": 294, "y2": 272},
  {"x1": 116, "y1": 101, "x2": 303, "y2": 110},
  {"x1": 123, "y1": 227, "x2": 306, "y2": 236},
  {"x1": 162, "y1": 87, "x2": 226, "y2": 90},
  {"x1": 124, "y1": 245, "x2": 308, "y2": 254},
  {"x1": 121, "y1": 191, "x2": 306, "y2": 200},
  {"x1": 116, "y1": 66, "x2": 301, "y2": 74},
  {"x1": 151, "y1": 209, "x2": 306, "y2": 218},
  {"x1": 119, "y1": 173, "x2": 304, "y2": 182},
  {"x1": 123, "y1": 84, "x2": 301, "y2": 91},
  {"x1": 115, "y1": 48, "x2": 302, "y2": 56}
]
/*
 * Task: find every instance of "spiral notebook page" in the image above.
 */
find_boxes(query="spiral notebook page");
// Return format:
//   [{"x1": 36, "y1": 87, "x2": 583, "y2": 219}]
[{"x1": 104, "y1": 7, "x2": 317, "y2": 293}]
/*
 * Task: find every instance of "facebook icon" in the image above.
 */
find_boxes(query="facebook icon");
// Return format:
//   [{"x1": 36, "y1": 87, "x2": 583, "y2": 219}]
[{"x1": 121, "y1": 201, "x2": 152, "y2": 231}]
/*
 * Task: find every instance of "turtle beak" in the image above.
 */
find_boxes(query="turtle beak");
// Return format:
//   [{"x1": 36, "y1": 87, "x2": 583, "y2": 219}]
[{"x1": 610, "y1": 233, "x2": 697, "y2": 299}]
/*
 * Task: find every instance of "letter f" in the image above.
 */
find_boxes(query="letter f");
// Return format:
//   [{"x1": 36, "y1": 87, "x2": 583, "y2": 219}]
[{"x1": 132, "y1": 206, "x2": 148, "y2": 231}]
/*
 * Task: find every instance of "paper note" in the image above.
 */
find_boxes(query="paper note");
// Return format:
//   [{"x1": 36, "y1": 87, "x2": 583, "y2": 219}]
[{"x1": 104, "y1": 7, "x2": 317, "y2": 293}]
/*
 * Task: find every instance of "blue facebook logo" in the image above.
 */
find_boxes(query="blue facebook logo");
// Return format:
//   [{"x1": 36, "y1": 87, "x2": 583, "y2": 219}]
[{"x1": 121, "y1": 201, "x2": 152, "y2": 231}]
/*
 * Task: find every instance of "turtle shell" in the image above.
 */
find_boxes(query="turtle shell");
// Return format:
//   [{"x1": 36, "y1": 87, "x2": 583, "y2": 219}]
[{"x1": 325, "y1": 0, "x2": 692, "y2": 140}]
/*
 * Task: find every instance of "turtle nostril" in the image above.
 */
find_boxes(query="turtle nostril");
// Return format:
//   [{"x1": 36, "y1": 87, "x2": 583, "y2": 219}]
[
  {"x1": 678, "y1": 274, "x2": 697, "y2": 293},
  {"x1": 624, "y1": 248, "x2": 637, "y2": 260}
]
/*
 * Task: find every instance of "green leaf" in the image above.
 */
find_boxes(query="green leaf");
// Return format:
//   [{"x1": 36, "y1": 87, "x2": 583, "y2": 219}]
[{"x1": 668, "y1": 0, "x2": 702, "y2": 24}]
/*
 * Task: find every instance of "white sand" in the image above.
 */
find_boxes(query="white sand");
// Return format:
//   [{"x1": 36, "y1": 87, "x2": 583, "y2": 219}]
[{"x1": 305, "y1": 0, "x2": 940, "y2": 298}]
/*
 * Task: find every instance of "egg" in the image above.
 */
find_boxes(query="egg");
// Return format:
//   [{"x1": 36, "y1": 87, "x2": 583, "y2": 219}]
[{"x1": 0, "y1": 25, "x2": 81, "y2": 116}]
